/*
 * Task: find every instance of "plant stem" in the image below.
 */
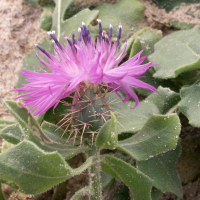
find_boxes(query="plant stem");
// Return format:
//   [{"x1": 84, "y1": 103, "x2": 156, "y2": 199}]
[{"x1": 88, "y1": 146, "x2": 102, "y2": 200}]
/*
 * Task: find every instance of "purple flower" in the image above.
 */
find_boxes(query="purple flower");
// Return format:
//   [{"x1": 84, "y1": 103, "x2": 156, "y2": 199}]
[{"x1": 13, "y1": 20, "x2": 157, "y2": 116}]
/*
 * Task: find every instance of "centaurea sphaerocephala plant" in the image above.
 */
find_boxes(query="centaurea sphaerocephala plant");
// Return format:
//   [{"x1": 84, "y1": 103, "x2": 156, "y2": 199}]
[
  {"x1": 12, "y1": 19, "x2": 157, "y2": 117},
  {"x1": 2, "y1": 11, "x2": 183, "y2": 199}
]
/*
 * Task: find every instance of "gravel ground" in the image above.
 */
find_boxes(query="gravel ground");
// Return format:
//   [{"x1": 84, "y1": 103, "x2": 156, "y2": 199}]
[{"x1": 0, "y1": 0, "x2": 47, "y2": 121}]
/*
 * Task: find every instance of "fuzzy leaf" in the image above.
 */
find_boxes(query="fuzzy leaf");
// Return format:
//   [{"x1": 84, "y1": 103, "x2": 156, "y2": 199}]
[
  {"x1": 0, "y1": 140, "x2": 93, "y2": 195},
  {"x1": 41, "y1": 121, "x2": 69, "y2": 144},
  {"x1": 0, "y1": 120, "x2": 16, "y2": 131},
  {"x1": 101, "y1": 155, "x2": 153, "y2": 200},
  {"x1": 71, "y1": 186, "x2": 92, "y2": 200},
  {"x1": 0, "y1": 140, "x2": 71, "y2": 194},
  {"x1": 109, "y1": 86, "x2": 180, "y2": 134},
  {"x1": 0, "y1": 124, "x2": 24, "y2": 144},
  {"x1": 114, "y1": 185, "x2": 130, "y2": 200},
  {"x1": 40, "y1": 2, "x2": 55, "y2": 31},
  {"x1": 170, "y1": 21, "x2": 195, "y2": 30},
  {"x1": 151, "y1": 187, "x2": 162, "y2": 200},
  {"x1": 3, "y1": 101, "x2": 89, "y2": 158},
  {"x1": 178, "y1": 79, "x2": 200, "y2": 127},
  {"x1": 60, "y1": 9, "x2": 99, "y2": 43},
  {"x1": 95, "y1": 112, "x2": 118, "y2": 149},
  {"x1": 89, "y1": 0, "x2": 146, "y2": 42},
  {"x1": 118, "y1": 114, "x2": 180, "y2": 160},
  {"x1": 128, "y1": 28, "x2": 178, "y2": 96},
  {"x1": 148, "y1": 28, "x2": 200, "y2": 79},
  {"x1": 129, "y1": 28, "x2": 163, "y2": 60},
  {"x1": 137, "y1": 142, "x2": 183, "y2": 198},
  {"x1": 101, "y1": 171, "x2": 114, "y2": 188}
]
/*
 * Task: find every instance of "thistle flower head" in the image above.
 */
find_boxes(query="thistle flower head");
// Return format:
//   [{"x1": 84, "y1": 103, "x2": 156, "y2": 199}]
[{"x1": 13, "y1": 20, "x2": 157, "y2": 116}]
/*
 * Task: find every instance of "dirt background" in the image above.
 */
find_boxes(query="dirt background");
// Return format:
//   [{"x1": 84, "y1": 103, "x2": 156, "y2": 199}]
[{"x1": 1, "y1": 0, "x2": 200, "y2": 199}]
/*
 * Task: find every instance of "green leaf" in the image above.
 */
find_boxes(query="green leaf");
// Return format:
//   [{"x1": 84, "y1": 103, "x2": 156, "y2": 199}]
[
  {"x1": 127, "y1": 27, "x2": 178, "y2": 96},
  {"x1": 71, "y1": 186, "x2": 92, "y2": 200},
  {"x1": 3, "y1": 100, "x2": 89, "y2": 158},
  {"x1": 101, "y1": 155, "x2": 153, "y2": 200},
  {"x1": 89, "y1": 0, "x2": 146, "y2": 42},
  {"x1": 41, "y1": 121, "x2": 69, "y2": 144},
  {"x1": 0, "y1": 119, "x2": 16, "y2": 131},
  {"x1": 95, "y1": 112, "x2": 118, "y2": 149},
  {"x1": 3, "y1": 100, "x2": 53, "y2": 144},
  {"x1": 118, "y1": 114, "x2": 180, "y2": 160},
  {"x1": 0, "y1": 124, "x2": 24, "y2": 144},
  {"x1": 51, "y1": 0, "x2": 99, "y2": 42},
  {"x1": 137, "y1": 142, "x2": 183, "y2": 198},
  {"x1": 0, "y1": 140, "x2": 94, "y2": 195},
  {"x1": 170, "y1": 21, "x2": 195, "y2": 30},
  {"x1": 60, "y1": 9, "x2": 99, "y2": 43},
  {"x1": 129, "y1": 28, "x2": 163, "y2": 60},
  {"x1": 0, "y1": 140, "x2": 72, "y2": 194},
  {"x1": 178, "y1": 79, "x2": 200, "y2": 127},
  {"x1": 109, "y1": 86, "x2": 180, "y2": 134},
  {"x1": 151, "y1": 187, "x2": 162, "y2": 200},
  {"x1": 101, "y1": 171, "x2": 114, "y2": 188},
  {"x1": 114, "y1": 184, "x2": 130, "y2": 200},
  {"x1": 51, "y1": 0, "x2": 74, "y2": 35},
  {"x1": 40, "y1": 2, "x2": 55, "y2": 31},
  {"x1": 127, "y1": 28, "x2": 179, "y2": 96},
  {"x1": 148, "y1": 28, "x2": 200, "y2": 79}
]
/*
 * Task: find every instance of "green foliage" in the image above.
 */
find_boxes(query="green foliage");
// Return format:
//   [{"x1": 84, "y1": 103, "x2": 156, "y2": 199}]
[
  {"x1": 9, "y1": 0, "x2": 188, "y2": 198},
  {"x1": 151, "y1": 187, "x2": 162, "y2": 200},
  {"x1": 127, "y1": 28, "x2": 179, "y2": 96},
  {"x1": 41, "y1": 121, "x2": 69, "y2": 144},
  {"x1": 0, "y1": 140, "x2": 94, "y2": 194},
  {"x1": 0, "y1": 119, "x2": 16, "y2": 131},
  {"x1": 178, "y1": 79, "x2": 200, "y2": 127},
  {"x1": 40, "y1": 2, "x2": 55, "y2": 31},
  {"x1": 95, "y1": 112, "x2": 118, "y2": 149},
  {"x1": 71, "y1": 186, "x2": 92, "y2": 200},
  {"x1": 0, "y1": 141, "x2": 72, "y2": 194},
  {"x1": 89, "y1": 0, "x2": 147, "y2": 42},
  {"x1": 118, "y1": 114, "x2": 180, "y2": 160},
  {"x1": 101, "y1": 171, "x2": 114, "y2": 188},
  {"x1": 170, "y1": 21, "x2": 195, "y2": 30},
  {"x1": 148, "y1": 28, "x2": 200, "y2": 79},
  {"x1": 109, "y1": 86, "x2": 180, "y2": 134},
  {"x1": 114, "y1": 185, "x2": 130, "y2": 200},
  {"x1": 137, "y1": 142, "x2": 183, "y2": 198},
  {"x1": 3, "y1": 100, "x2": 89, "y2": 158},
  {"x1": 0, "y1": 124, "x2": 24, "y2": 144},
  {"x1": 101, "y1": 155, "x2": 153, "y2": 200}
]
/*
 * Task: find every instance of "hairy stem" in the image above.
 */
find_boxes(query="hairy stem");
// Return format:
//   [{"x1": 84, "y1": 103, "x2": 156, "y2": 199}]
[{"x1": 88, "y1": 146, "x2": 102, "y2": 200}]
